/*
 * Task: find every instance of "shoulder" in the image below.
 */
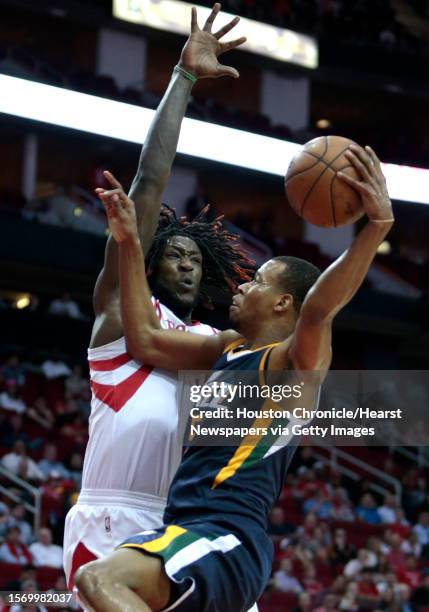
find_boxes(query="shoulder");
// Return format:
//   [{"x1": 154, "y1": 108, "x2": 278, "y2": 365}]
[{"x1": 218, "y1": 330, "x2": 243, "y2": 352}]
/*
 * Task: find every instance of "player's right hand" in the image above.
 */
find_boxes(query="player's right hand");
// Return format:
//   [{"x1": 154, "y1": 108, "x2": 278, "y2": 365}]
[
  {"x1": 179, "y1": 3, "x2": 246, "y2": 79},
  {"x1": 96, "y1": 171, "x2": 139, "y2": 243},
  {"x1": 338, "y1": 145, "x2": 394, "y2": 223}
]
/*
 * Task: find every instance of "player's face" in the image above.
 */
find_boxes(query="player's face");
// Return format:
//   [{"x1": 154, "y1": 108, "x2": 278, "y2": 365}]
[
  {"x1": 229, "y1": 260, "x2": 286, "y2": 329},
  {"x1": 152, "y1": 236, "x2": 203, "y2": 314}
]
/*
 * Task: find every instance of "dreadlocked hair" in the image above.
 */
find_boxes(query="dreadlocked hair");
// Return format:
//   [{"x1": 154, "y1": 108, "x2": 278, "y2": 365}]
[{"x1": 145, "y1": 204, "x2": 254, "y2": 304}]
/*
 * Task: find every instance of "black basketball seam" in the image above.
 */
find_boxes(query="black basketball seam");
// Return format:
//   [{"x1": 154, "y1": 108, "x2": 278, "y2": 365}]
[
  {"x1": 323, "y1": 135, "x2": 329, "y2": 159},
  {"x1": 284, "y1": 151, "x2": 324, "y2": 184},
  {"x1": 300, "y1": 145, "x2": 355, "y2": 218}
]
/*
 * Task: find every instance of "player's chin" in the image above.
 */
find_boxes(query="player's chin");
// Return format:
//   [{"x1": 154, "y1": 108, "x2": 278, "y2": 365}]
[
  {"x1": 228, "y1": 305, "x2": 241, "y2": 328},
  {"x1": 176, "y1": 290, "x2": 199, "y2": 309}
]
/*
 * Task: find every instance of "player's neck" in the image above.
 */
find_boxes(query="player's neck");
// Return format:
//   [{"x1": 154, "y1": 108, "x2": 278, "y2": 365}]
[
  {"x1": 172, "y1": 307, "x2": 193, "y2": 325},
  {"x1": 243, "y1": 321, "x2": 294, "y2": 351}
]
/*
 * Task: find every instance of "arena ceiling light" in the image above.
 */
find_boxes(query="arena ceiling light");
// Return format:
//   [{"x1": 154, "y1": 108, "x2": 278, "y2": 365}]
[
  {"x1": 1, "y1": 73, "x2": 428, "y2": 205},
  {"x1": 113, "y1": 0, "x2": 318, "y2": 69}
]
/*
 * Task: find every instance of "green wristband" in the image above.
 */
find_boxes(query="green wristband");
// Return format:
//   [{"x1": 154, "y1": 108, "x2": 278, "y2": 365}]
[{"x1": 175, "y1": 64, "x2": 198, "y2": 84}]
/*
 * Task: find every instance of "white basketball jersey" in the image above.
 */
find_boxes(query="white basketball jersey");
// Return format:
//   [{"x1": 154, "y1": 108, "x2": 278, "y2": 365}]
[{"x1": 81, "y1": 299, "x2": 217, "y2": 498}]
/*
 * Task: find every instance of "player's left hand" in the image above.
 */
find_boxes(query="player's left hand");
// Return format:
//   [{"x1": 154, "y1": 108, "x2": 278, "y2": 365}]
[
  {"x1": 96, "y1": 171, "x2": 138, "y2": 243},
  {"x1": 180, "y1": 3, "x2": 246, "y2": 79},
  {"x1": 338, "y1": 144, "x2": 394, "y2": 223}
]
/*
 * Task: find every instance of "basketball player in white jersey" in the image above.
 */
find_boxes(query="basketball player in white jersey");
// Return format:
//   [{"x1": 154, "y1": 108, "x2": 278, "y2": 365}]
[{"x1": 63, "y1": 3, "x2": 250, "y2": 592}]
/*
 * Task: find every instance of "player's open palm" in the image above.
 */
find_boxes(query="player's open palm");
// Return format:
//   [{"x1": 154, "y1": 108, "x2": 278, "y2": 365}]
[
  {"x1": 180, "y1": 3, "x2": 246, "y2": 79},
  {"x1": 96, "y1": 171, "x2": 138, "y2": 243}
]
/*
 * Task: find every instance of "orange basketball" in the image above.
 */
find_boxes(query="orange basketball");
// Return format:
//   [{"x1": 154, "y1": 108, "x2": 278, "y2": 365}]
[{"x1": 285, "y1": 136, "x2": 365, "y2": 228}]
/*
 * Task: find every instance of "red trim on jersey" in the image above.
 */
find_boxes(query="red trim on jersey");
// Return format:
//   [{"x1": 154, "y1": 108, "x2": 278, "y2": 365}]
[
  {"x1": 90, "y1": 364, "x2": 153, "y2": 412},
  {"x1": 68, "y1": 541, "x2": 97, "y2": 591},
  {"x1": 89, "y1": 352, "x2": 131, "y2": 371}
]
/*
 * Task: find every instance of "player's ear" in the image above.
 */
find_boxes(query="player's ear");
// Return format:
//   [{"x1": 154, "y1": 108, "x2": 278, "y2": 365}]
[{"x1": 274, "y1": 293, "x2": 293, "y2": 313}]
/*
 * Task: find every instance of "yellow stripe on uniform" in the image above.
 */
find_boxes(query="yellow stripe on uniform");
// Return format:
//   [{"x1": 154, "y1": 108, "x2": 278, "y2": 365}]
[
  {"x1": 223, "y1": 337, "x2": 245, "y2": 354},
  {"x1": 212, "y1": 413, "x2": 276, "y2": 489},
  {"x1": 213, "y1": 343, "x2": 281, "y2": 490},
  {"x1": 122, "y1": 525, "x2": 187, "y2": 554}
]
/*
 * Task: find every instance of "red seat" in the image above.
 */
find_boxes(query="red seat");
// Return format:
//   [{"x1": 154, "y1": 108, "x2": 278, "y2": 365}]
[
  {"x1": 36, "y1": 566, "x2": 64, "y2": 590},
  {"x1": 0, "y1": 562, "x2": 22, "y2": 588}
]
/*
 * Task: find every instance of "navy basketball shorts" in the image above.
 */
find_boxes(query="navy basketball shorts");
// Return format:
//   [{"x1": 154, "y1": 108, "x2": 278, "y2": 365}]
[{"x1": 119, "y1": 520, "x2": 272, "y2": 612}]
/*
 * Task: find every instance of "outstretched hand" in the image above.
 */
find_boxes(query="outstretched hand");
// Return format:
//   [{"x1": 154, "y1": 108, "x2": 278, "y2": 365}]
[
  {"x1": 338, "y1": 145, "x2": 394, "y2": 223},
  {"x1": 180, "y1": 3, "x2": 246, "y2": 79},
  {"x1": 96, "y1": 171, "x2": 138, "y2": 243}
]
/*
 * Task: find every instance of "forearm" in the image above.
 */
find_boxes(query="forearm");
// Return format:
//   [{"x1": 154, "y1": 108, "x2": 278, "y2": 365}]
[
  {"x1": 118, "y1": 235, "x2": 161, "y2": 357},
  {"x1": 303, "y1": 220, "x2": 393, "y2": 320},
  {"x1": 93, "y1": 70, "x2": 194, "y2": 311},
  {"x1": 129, "y1": 69, "x2": 194, "y2": 211}
]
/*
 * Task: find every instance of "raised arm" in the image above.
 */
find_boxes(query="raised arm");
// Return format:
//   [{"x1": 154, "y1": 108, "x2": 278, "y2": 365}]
[
  {"x1": 97, "y1": 173, "x2": 236, "y2": 369},
  {"x1": 91, "y1": 2, "x2": 246, "y2": 347},
  {"x1": 287, "y1": 145, "x2": 394, "y2": 373}
]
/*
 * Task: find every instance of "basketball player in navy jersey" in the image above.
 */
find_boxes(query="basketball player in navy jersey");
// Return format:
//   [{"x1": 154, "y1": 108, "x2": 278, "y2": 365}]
[{"x1": 75, "y1": 146, "x2": 393, "y2": 611}]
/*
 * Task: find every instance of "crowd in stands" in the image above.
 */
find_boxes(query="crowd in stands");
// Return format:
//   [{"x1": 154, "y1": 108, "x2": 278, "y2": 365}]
[
  {"x1": 0, "y1": 347, "x2": 89, "y2": 605},
  {"x1": 2, "y1": 339, "x2": 429, "y2": 611},
  {"x1": 258, "y1": 447, "x2": 429, "y2": 611}
]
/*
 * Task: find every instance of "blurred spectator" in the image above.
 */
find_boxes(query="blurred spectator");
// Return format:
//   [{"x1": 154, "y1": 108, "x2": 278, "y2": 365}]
[
  {"x1": 9, "y1": 504, "x2": 33, "y2": 545},
  {"x1": 401, "y1": 530, "x2": 421, "y2": 557},
  {"x1": 9, "y1": 576, "x2": 48, "y2": 612},
  {"x1": 0, "y1": 504, "x2": 10, "y2": 539},
  {"x1": 29, "y1": 527, "x2": 63, "y2": 568},
  {"x1": 38, "y1": 443, "x2": 70, "y2": 480},
  {"x1": 296, "y1": 512, "x2": 318, "y2": 544},
  {"x1": 0, "y1": 413, "x2": 41, "y2": 450},
  {"x1": 76, "y1": 386, "x2": 92, "y2": 418},
  {"x1": 1, "y1": 355, "x2": 25, "y2": 387},
  {"x1": 413, "y1": 511, "x2": 429, "y2": 549},
  {"x1": 0, "y1": 381, "x2": 27, "y2": 414},
  {"x1": 48, "y1": 292, "x2": 82, "y2": 319},
  {"x1": 411, "y1": 570, "x2": 429, "y2": 609},
  {"x1": 396, "y1": 554, "x2": 421, "y2": 589},
  {"x1": 356, "y1": 569, "x2": 379, "y2": 605},
  {"x1": 41, "y1": 353, "x2": 71, "y2": 380},
  {"x1": 397, "y1": 583, "x2": 412, "y2": 612},
  {"x1": 331, "y1": 486, "x2": 355, "y2": 521},
  {"x1": 339, "y1": 581, "x2": 358, "y2": 610},
  {"x1": 5, "y1": 565, "x2": 37, "y2": 591},
  {"x1": 273, "y1": 558, "x2": 303, "y2": 593},
  {"x1": 303, "y1": 490, "x2": 333, "y2": 519},
  {"x1": 48, "y1": 575, "x2": 80, "y2": 609},
  {"x1": 356, "y1": 493, "x2": 381, "y2": 524},
  {"x1": 391, "y1": 508, "x2": 411, "y2": 538},
  {"x1": 387, "y1": 532, "x2": 407, "y2": 571},
  {"x1": 1, "y1": 441, "x2": 45, "y2": 481},
  {"x1": 344, "y1": 549, "x2": 376, "y2": 577},
  {"x1": 27, "y1": 396, "x2": 54, "y2": 430},
  {"x1": 301, "y1": 563, "x2": 323, "y2": 597},
  {"x1": 329, "y1": 528, "x2": 355, "y2": 566},
  {"x1": 267, "y1": 506, "x2": 290, "y2": 537},
  {"x1": 65, "y1": 364, "x2": 89, "y2": 398},
  {"x1": 292, "y1": 592, "x2": 312, "y2": 612},
  {"x1": 0, "y1": 526, "x2": 32, "y2": 565},
  {"x1": 313, "y1": 593, "x2": 338, "y2": 612},
  {"x1": 59, "y1": 412, "x2": 87, "y2": 444},
  {"x1": 67, "y1": 453, "x2": 83, "y2": 488},
  {"x1": 378, "y1": 493, "x2": 398, "y2": 524}
]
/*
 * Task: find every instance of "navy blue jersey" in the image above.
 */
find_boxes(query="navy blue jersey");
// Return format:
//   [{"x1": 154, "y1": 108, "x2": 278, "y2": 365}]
[{"x1": 164, "y1": 339, "x2": 306, "y2": 540}]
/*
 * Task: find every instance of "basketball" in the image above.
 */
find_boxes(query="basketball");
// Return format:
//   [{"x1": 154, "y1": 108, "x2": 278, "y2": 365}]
[{"x1": 285, "y1": 136, "x2": 365, "y2": 228}]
